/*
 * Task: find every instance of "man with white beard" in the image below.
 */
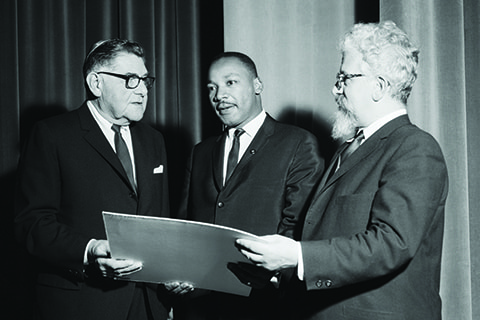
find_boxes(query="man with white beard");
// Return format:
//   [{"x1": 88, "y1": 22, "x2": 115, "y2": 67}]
[{"x1": 235, "y1": 21, "x2": 449, "y2": 320}]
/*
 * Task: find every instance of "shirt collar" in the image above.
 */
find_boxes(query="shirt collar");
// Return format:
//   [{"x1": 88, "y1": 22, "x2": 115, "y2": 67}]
[
  {"x1": 87, "y1": 101, "x2": 131, "y2": 133},
  {"x1": 362, "y1": 108, "x2": 407, "y2": 141},
  {"x1": 87, "y1": 100, "x2": 115, "y2": 132},
  {"x1": 228, "y1": 110, "x2": 266, "y2": 138}
]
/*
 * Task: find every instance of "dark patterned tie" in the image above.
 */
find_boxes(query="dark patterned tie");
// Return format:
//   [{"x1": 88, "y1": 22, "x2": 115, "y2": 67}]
[
  {"x1": 226, "y1": 128, "x2": 245, "y2": 182},
  {"x1": 337, "y1": 129, "x2": 365, "y2": 169},
  {"x1": 112, "y1": 124, "x2": 136, "y2": 191}
]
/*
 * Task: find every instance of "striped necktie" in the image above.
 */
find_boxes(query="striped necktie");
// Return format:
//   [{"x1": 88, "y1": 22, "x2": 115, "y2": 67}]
[{"x1": 336, "y1": 129, "x2": 365, "y2": 171}]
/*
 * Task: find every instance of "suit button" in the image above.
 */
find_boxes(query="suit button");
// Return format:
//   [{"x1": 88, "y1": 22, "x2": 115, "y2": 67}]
[
  {"x1": 325, "y1": 280, "x2": 333, "y2": 287},
  {"x1": 218, "y1": 202, "x2": 224, "y2": 208},
  {"x1": 129, "y1": 192, "x2": 136, "y2": 198},
  {"x1": 315, "y1": 280, "x2": 322, "y2": 288}
]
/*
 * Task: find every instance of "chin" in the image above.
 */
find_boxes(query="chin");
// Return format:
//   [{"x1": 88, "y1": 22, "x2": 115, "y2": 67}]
[
  {"x1": 331, "y1": 109, "x2": 357, "y2": 141},
  {"x1": 218, "y1": 114, "x2": 238, "y2": 128},
  {"x1": 126, "y1": 107, "x2": 146, "y2": 122}
]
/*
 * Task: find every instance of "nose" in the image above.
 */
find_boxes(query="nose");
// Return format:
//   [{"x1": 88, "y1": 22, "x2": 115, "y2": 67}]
[
  {"x1": 135, "y1": 80, "x2": 149, "y2": 96},
  {"x1": 332, "y1": 82, "x2": 343, "y2": 96},
  {"x1": 212, "y1": 86, "x2": 227, "y2": 102}
]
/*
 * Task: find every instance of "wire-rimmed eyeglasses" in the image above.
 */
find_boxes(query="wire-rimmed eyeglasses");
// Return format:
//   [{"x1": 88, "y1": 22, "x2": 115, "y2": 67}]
[
  {"x1": 97, "y1": 71, "x2": 155, "y2": 90},
  {"x1": 335, "y1": 72, "x2": 365, "y2": 90}
]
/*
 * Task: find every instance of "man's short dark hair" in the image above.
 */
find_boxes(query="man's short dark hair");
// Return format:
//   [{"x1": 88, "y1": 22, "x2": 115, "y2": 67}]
[{"x1": 210, "y1": 52, "x2": 259, "y2": 78}]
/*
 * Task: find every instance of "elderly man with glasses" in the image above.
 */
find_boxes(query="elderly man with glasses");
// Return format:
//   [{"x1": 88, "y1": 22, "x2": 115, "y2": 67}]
[
  {"x1": 235, "y1": 21, "x2": 448, "y2": 320},
  {"x1": 15, "y1": 39, "x2": 171, "y2": 320}
]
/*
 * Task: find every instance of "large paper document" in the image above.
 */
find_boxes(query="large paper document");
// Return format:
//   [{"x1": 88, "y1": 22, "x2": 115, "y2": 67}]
[{"x1": 103, "y1": 211, "x2": 261, "y2": 296}]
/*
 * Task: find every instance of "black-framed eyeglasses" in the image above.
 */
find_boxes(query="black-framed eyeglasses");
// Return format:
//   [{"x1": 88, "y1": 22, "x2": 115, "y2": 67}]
[
  {"x1": 97, "y1": 71, "x2": 155, "y2": 90},
  {"x1": 335, "y1": 72, "x2": 365, "y2": 90}
]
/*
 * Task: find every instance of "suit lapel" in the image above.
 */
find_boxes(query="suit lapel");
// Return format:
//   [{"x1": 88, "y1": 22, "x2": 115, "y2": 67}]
[
  {"x1": 131, "y1": 123, "x2": 148, "y2": 197},
  {"x1": 320, "y1": 115, "x2": 411, "y2": 192},
  {"x1": 216, "y1": 115, "x2": 275, "y2": 190},
  {"x1": 78, "y1": 103, "x2": 136, "y2": 194},
  {"x1": 237, "y1": 116, "x2": 273, "y2": 167},
  {"x1": 323, "y1": 135, "x2": 380, "y2": 189},
  {"x1": 316, "y1": 144, "x2": 346, "y2": 191},
  {"x1": 213, "y1": 133, "x2": 227, "y2": 190},
  {"x1": 225, "y1": 115, "x2": 275, "y2": 188}
]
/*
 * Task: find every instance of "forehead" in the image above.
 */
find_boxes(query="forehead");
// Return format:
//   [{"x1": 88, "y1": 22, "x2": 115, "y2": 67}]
[
  {"x1": 209, "y1": 58, "x2": 252, "y2": 79},
  {"x1": 341, "y1": 49, "x2": 366, "y2": 73},
  {"x1": 109, "y1": 53, "x2": 148, "y2": 74}
]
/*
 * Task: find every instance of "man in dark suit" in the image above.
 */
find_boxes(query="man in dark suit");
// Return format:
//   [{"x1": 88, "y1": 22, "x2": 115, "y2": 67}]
[
  {"x1": 15, "y1": 39, "x2": 171, "y2": 319},
  {"x1": 236, "y1": 21, "x2": 449, "y2": 320},
  {"x1": 173, "y1": 52, "x2": 324, "y2": 319}
]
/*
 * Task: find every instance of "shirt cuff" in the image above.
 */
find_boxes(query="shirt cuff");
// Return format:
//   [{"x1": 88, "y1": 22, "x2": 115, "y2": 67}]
[
  {"x1": 84, "y1": 239, "x2": 96, "y2": 265},
  {"x1": 297, "y1": 241, "x2": 304, "y2": 281}
]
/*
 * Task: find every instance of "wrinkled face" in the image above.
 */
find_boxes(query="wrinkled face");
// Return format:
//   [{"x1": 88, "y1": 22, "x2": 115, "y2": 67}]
[
  {"x1": 94, "y1": 53, "x2": 149, "y2": 125},
  {"x1": 331, "y1": 50, "x2": 371, "y2": 140},
  {"x1": 207, "y1": 57, "x2": 262, "y2": 128}
]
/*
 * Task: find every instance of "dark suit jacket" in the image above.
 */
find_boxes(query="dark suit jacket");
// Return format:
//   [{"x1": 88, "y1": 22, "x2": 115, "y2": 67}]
[
  {"x1": 295, "y1": 115, "x2": 448, "y2": 320},
  {"x1": 14, "y1": 103, "x2": 170, "y2": 320},
  {"x1": 178, "y1": 114, "x2": 324, "y2": 237},
  {"x1": 175, "y1": 114, "x2": 324, "y2": 320}
]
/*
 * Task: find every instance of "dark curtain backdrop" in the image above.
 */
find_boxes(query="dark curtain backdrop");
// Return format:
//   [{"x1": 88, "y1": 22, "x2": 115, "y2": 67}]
[{"x1": 1, "y1": 0, "x2": 223, "y2": 318}]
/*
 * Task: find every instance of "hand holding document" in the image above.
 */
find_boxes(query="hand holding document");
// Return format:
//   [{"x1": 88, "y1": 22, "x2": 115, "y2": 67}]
[
  {"x1": 102, "y1": 212, "x2": 263, "y2": 296},
  {"x1": 87, "y1": 239, "x2": 143, "y2": 279}
]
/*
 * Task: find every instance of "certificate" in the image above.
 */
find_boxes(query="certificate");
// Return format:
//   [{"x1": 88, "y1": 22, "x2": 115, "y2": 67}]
[{"x1": 102, "y1": 211, "x2": 260, "y2": 296}]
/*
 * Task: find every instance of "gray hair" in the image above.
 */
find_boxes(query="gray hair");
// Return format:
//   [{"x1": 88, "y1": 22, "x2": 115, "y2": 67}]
[
  {"x1": 83, "y1": 39, "x2": 146, "y2": 99},
  {"x1": 340, "y1": 21, "x2": 419, "y2": 103}
]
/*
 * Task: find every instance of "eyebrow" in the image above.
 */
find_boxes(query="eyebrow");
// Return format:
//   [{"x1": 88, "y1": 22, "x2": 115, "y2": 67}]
[
  {"x1": 125, "y1": 72, "x2": 149, "y2": 77},
  {"x1": 208, "y1": 72, "x2": 241, "y2": 84}
]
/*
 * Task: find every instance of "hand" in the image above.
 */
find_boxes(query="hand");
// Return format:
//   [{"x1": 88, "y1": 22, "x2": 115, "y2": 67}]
[
  {"x1": 235, "y1": 235, "x2": 299, "y2": 271},
  {"x1": 88, "y1": 239, "x2": 143, "y2": 279},
  {"x1": 163, "y1": 281, "x2": 195, "y2": 295}
]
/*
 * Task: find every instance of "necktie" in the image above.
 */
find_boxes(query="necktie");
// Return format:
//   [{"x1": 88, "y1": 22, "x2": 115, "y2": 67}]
[
  {"x1": 112, "y1": 124, "x2": 136, "y2": 191},
  {"x1": 337, "y1": 129, "x2": 365, "y2": 170},
  {"x1": 225, "y1": 128, "x2": 245, "y2": 182}
]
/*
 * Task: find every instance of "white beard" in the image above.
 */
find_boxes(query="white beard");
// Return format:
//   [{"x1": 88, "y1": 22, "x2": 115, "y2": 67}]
[{"x1": 331, "y1": 97, "x2": 358, "y2": 141}]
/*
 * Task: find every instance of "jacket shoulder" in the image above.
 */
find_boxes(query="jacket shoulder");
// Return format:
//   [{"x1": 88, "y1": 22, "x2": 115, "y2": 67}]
[
  {"x1": 194, "y1": 135, "x2": 222, "y2": 149},
  {"x1": 391, "y1": 122, "x2": 443, "y2": 152}
]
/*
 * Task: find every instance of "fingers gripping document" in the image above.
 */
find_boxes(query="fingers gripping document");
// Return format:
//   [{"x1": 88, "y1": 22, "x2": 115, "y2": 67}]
[{"x1": 102, "y1": 211, "x2": 261, "y2": 296}]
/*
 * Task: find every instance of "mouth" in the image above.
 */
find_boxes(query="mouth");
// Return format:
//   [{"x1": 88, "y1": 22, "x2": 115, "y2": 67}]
[
  {"x1": 216, "y1": 102, "x2": 236, "y2": 112},
  {"x1": 335, "y1": 95, "x2": 344, "y2": 106},
  {"x1": 336, "y1": 98, "x2": 350, "y2": 113}
]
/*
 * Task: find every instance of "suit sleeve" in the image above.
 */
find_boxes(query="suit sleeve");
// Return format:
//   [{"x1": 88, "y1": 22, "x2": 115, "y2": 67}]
[
  {"x1": 301, "y1": 132, "x2": 448, "y2": 290},
  {"x1": 279, "y1": 132, "x2": 324, "y2": 239},
  {"x1": 14, "y1": 122, "x2": 89, "y2": 271}
]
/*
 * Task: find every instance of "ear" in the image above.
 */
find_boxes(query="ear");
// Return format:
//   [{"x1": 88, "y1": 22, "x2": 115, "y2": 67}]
[
  {"x1": 372, "y1": 76, "x2": 389, "y2": 102},
  {"x1": 86, "y1": 72, "x2": 102, "y2": 98},
  {"x1": 254, "y1": 77, "x2": 263, "y2": 95}
]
